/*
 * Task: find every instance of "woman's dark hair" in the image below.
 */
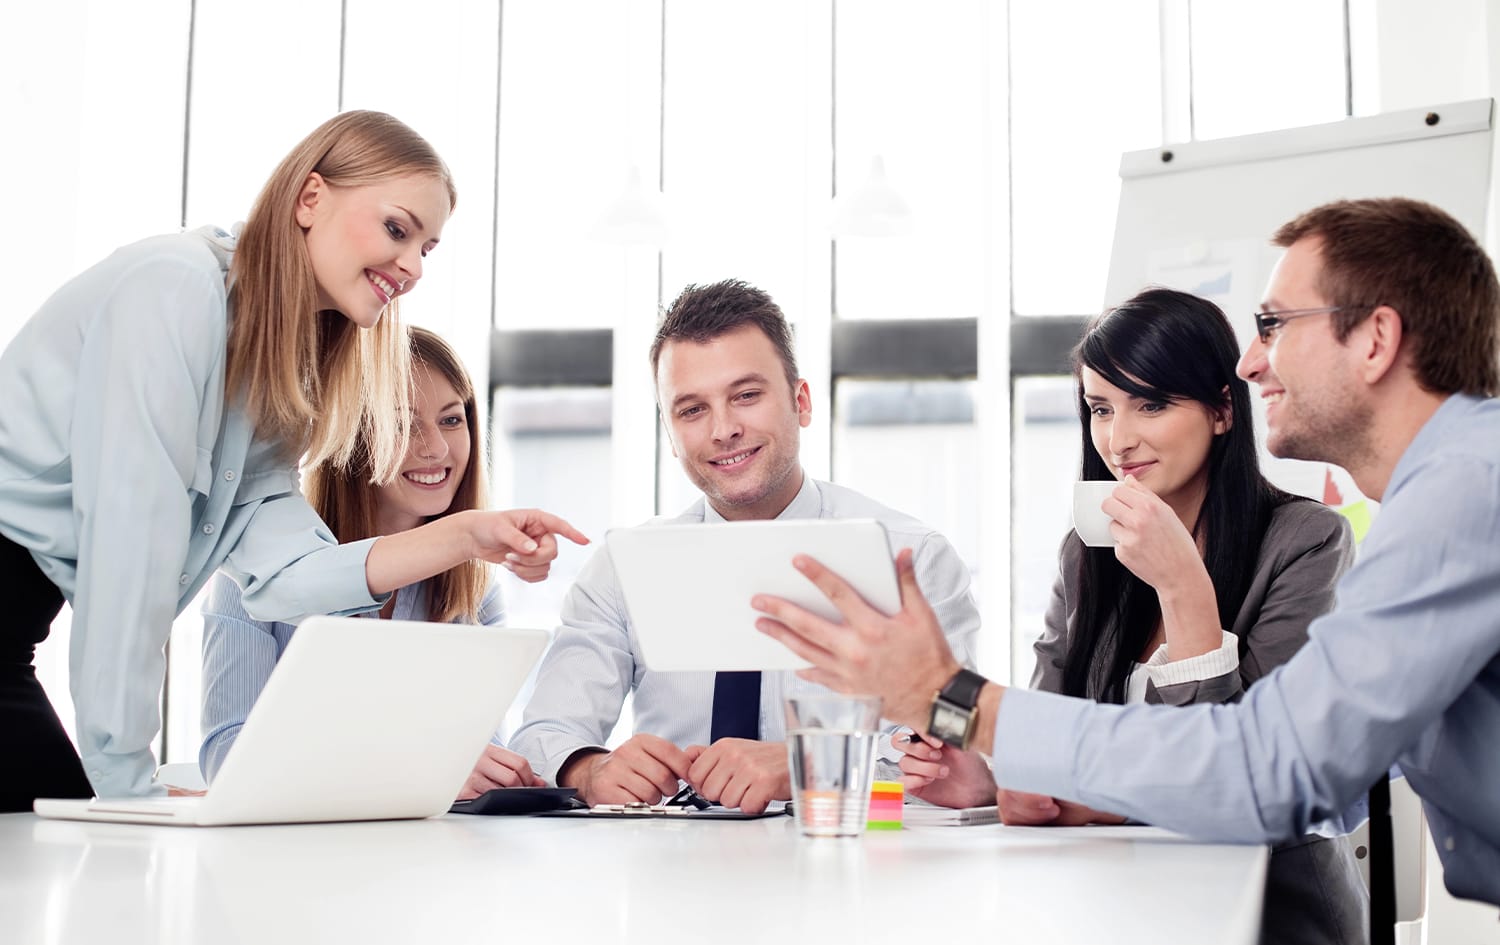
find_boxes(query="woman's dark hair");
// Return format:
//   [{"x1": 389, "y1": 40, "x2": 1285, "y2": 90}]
[{"x1": 1063, "y1": 287, "x2": 1296, "y2": 703}]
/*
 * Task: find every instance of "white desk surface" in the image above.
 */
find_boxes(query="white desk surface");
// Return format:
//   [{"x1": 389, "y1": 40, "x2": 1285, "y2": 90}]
[{"x1": 0, "y1": 812, "x2": 1267, "y2": 944}]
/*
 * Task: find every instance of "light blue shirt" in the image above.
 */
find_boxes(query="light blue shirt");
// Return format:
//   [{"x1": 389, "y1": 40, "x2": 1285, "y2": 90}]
[
  {"x1": 510, "y1": 476, "x2": 981, "y2": 784},
  {"x1": 198, "y1": 571, "x2": 505, "y2": 781},
  {"x1": 993, "y1": 393, "x2": 1500, "y2": 907},
  {"x1": 0, "y1": 228, "x2": 382, "y2": 800}
]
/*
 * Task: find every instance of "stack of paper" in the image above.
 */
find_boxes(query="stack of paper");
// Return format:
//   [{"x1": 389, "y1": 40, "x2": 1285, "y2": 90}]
[{"x1": 902, "y1": 804, "x2": 1000, "y2": 827}]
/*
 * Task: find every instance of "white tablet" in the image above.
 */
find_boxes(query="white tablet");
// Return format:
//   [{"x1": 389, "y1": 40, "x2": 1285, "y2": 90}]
[{"x1": 606, "y1": 518, "x2": 898, "y2": 672}]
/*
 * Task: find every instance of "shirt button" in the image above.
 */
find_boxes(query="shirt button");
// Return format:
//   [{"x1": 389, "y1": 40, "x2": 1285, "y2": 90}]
[
  {"x1": 179, "y1": 574, "x2": 190, "y2": 585},
  {"x1": 1445, "y1": 836, "x2": 1456, "y2": 852},
  {"x1": 223, "y1": 470, "x2": 236, "y2": 481},
  {"x1": 202, "y1": 523, "x2": 215, "y2": 535}
]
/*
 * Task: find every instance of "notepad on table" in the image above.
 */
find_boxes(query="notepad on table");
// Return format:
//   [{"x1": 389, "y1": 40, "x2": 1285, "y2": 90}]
[{"x1": 903, "y1": 804, "x2": 1000, "y2": 827}]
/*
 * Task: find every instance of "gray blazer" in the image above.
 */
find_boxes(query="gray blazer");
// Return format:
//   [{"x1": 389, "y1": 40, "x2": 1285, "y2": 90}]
[
  {"x1": 1031, "y1": 498, "x2": 1367, "y2": 945},
  {"x1": 1033, "y1": 498, "x2": 1354, "y2": 705}
]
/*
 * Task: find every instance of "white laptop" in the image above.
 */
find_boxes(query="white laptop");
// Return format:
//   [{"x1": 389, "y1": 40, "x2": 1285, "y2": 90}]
[
  {"x1": 34, "y1": 617, "x2": 548, "y2": 826},
  {"x1": 607, "y1": 518, "x2": 899, "y2": 672}
]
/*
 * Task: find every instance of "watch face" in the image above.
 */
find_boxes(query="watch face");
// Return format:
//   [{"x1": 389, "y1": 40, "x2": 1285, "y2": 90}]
[{"x1": 930, "y1": 701, "x2": 967, "y2": 746}]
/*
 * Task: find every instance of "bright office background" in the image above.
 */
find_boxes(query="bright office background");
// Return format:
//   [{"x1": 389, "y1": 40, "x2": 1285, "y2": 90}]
[
  {"x1": 4, "y1": 0, "x2": 1495, "y2": 745},
  {"x1": 5, "y1": 6, "x2": 1500, "y2": 923}
]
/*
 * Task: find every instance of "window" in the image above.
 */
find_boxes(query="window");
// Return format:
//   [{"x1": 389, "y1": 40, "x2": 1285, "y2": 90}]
[
  {"x1": 343, "y1": 0, "x2": 499, "y2": 366},
  {"x1": 1190, "y1": 0, "x2": 1348, "y2": 140},
  {"x1": 186, "y1": 0, "x2": 341, "y2": 229},
  {"x1": 834, "y1": 0, "x2": 990, "y2": 322},
  {"x1": 490, "y1": 387, "x2": 614, "y2": 628},
  {"x1": 1009, "y1": 376, "x2": 1082, "y2": 685},
  {"x1": 832, "y1": 380, "x2": 980, "y2": 571},
  {"x1": 660, "y1": 1, "x2": 825, "y2": 323},
  {"x1": 494, "y1": 0, "x2": 660, "y2": 330},
  {"x1": 1010, "y1": 0, "x2": 1162, "y2": 316}
]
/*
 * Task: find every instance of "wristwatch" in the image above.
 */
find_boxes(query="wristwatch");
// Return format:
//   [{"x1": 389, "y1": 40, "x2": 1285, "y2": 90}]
[{"x1": 927, "y1": 669, "x2": 989, "y2": 750}]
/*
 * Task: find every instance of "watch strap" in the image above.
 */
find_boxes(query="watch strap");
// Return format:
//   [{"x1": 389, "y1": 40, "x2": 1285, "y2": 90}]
[{"x1": 939, "y1": 668, "x2": 988, "y2": 710}]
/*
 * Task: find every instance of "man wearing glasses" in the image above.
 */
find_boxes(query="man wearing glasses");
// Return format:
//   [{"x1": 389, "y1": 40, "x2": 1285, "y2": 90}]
[
  {"x1": 756, "y1": 197, "x2": 1500, "y2": 908},
  {"x1": 510, "y1": 279, "x2": 980, "y2": 812}
]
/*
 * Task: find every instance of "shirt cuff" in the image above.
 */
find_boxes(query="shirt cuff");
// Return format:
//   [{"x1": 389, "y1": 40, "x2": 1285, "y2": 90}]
[
  {"x1": 540, "y1": 741, "x2": 608, "y2": 787},
  {"x1": 82, "y1": 747, "x2": 165, "y2": 800},
  {"x1": 990, "y1": 688, "x2": 1091, "y2": 799},
  {"x1": 1143, "y1": 630, "x2": 1238, "y2": 689}
]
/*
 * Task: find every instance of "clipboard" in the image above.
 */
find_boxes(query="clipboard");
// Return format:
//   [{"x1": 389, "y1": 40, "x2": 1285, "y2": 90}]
[{"x1": 537, "y1": 801, "x2": 789, "y2": 821}]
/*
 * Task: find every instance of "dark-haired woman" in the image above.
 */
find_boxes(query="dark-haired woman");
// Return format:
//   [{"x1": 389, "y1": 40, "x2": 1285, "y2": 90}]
[{"x1": 900, "y1": 288, "x2": 1366, "y2": 945}]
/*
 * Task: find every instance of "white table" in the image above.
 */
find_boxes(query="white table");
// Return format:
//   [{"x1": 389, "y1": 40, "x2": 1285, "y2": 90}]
[{"x1": 0, "y1": 812, "x2": 1266, "y2": 944}]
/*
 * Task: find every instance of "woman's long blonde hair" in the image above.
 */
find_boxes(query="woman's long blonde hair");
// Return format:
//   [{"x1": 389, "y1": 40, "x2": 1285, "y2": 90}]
[
  {"x1": 304, "y1": 326, "x2": 490, "y2": 623},
  {"x1": 226, "y1": 110, "x2": 457, "y2": 482}
]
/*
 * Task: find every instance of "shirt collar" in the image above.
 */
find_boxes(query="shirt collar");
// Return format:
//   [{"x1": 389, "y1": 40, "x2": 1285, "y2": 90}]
[{"x1": 701, "y1": 471, "x2": 820, "y2": 524}]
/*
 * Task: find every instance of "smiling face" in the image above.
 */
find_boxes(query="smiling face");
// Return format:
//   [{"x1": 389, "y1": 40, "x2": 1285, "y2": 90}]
[
  {"x1": 1082, "y1": 367, "x2": 1226, "y2": 515},
  {"x1": 296, "y1": 172, "x2": 451, "y2": 329},
  {"x1": 374, "y1": 364, "x2": 472, "y2": 535},
  {"x1": 1237, "y1": 237, "x2": 1372, "y2": 466},
  {"x1": 656, "y1": 324, "x2": 811, "y2": 521}
]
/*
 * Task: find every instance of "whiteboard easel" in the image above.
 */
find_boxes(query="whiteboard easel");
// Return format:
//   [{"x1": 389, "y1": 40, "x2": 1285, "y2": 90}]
[{"x1": 1105, "y1": 98, "x2": 1494, "y2": 503}]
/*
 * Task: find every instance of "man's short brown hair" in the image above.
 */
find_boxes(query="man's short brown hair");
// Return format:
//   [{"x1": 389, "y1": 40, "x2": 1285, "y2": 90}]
[
  {"x1": 650, "y1": 280, "x2": 799, "y2": 390},
  {"x1": 1274, "y1": 197, "x2": 1499, "y2": 396}
]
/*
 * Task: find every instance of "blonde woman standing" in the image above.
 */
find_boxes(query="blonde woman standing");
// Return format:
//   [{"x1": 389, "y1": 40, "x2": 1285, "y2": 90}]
[{"x1": 0, "y1": 111, "x2": 584, "y2": 811}]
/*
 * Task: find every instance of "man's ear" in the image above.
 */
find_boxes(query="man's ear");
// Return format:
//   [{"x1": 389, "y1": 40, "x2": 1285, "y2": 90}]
[
  {"x1": 294, "y1": 172, "x2": 327, "y2": 229},
  {"x1": 1356, "y1": 304, "x2": 1405, "y2": 385},
  {"x1": 794, "y1": 379, "x2": 812, "y2": 429}
]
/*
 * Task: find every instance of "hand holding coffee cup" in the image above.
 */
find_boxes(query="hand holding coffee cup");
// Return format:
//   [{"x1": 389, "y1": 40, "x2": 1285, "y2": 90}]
[
  {"x1": 1072, "y1": 477, "x2": 1207, "y2": 602},
  {"x1": 1093, "y1": 476, "x2": 1208, "y2": 595}
]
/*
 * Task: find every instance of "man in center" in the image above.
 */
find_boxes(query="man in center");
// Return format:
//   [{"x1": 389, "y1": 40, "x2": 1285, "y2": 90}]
[{"x1": 510, "y1": 279, "x2": 980, "y2": 812}]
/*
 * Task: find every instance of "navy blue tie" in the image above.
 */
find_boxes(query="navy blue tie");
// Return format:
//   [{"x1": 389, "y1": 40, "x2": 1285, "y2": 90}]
[{"x1": 709, "y1": 671, "x2": 761, "y2": 742}]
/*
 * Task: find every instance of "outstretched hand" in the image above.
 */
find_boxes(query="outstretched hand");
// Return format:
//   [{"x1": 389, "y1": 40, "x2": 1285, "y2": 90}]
[
  {"x1": 997, "y1": 788, "x2": 1126, "y2": 827},
  {"x1": 752, "y1": 548, "x2": 960, "y2": 731}
]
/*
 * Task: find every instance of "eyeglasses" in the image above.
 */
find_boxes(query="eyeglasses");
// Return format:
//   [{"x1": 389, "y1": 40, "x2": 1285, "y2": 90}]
[{"x1": 1252, "y1": 305, "x2": 1375, "y2": 343}]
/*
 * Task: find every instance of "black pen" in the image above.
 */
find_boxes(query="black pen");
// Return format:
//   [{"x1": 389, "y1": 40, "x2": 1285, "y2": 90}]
[{"x1": 665, "y1": 783, "x2": 712, "y2": 810}]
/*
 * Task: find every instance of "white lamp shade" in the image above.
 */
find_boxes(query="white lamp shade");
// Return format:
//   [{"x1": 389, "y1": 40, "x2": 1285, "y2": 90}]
[
  {"x1": 590, "y1": 166, "x2": 668, "y2": 246},
  {"x1": 831, "y1": 156, "x2": 915, "y2": 238}
]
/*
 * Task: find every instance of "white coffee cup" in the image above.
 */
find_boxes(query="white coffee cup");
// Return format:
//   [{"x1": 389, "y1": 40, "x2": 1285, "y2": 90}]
[{"x1": 1072, "y1": 480, "x2": 1119, "y2": 547}]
